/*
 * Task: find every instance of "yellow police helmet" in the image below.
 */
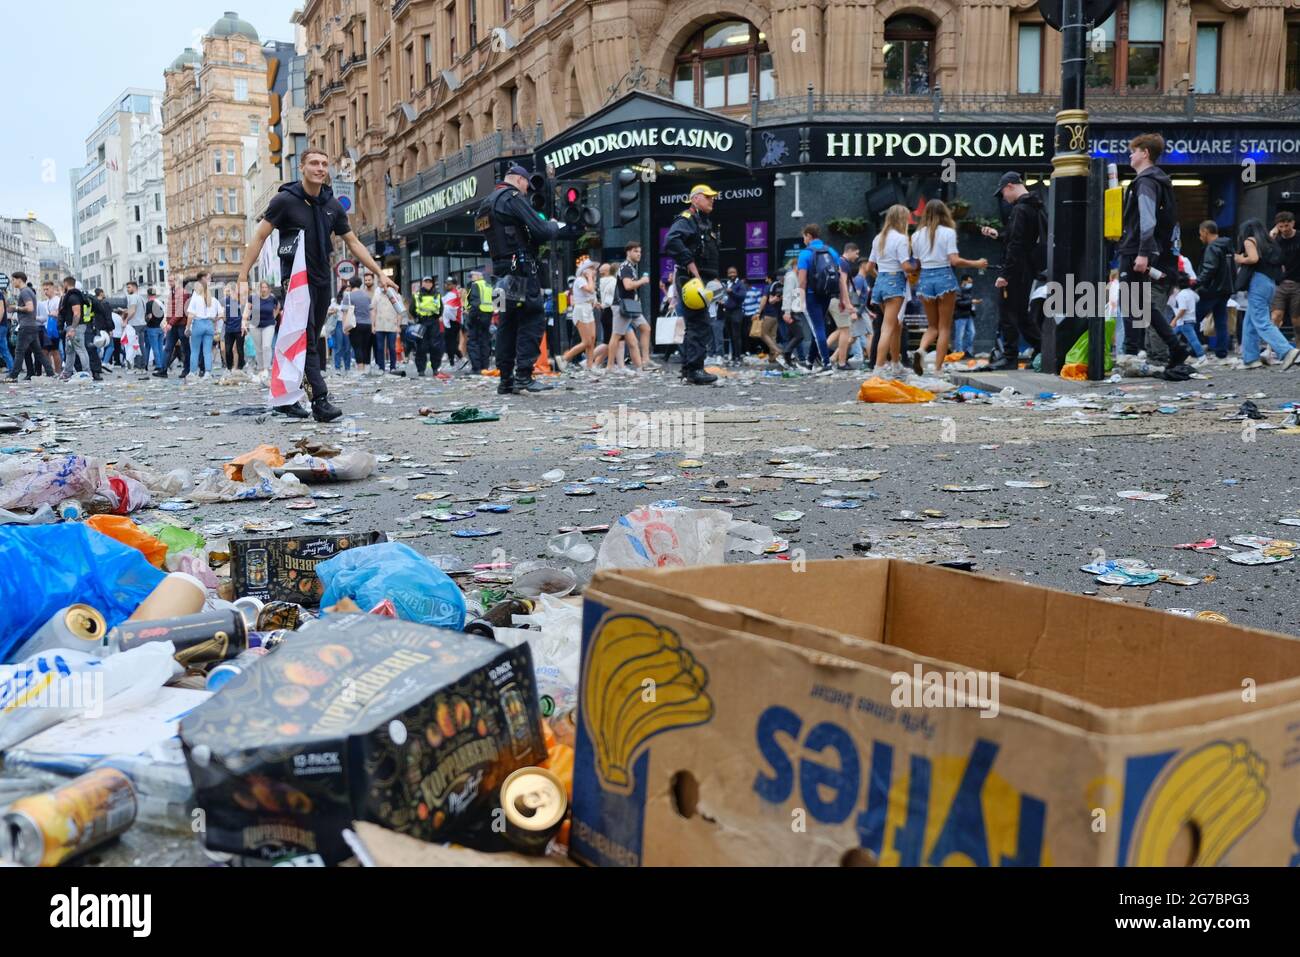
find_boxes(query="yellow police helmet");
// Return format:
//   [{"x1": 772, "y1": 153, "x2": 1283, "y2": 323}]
[{"x1": 681, "y1": 277, "x2": 712, "y2": 310}]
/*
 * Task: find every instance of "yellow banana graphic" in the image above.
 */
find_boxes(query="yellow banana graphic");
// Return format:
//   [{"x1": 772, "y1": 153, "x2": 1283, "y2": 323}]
[
  {"x1": 1131, "y1": 740, "x2": 1268, "y2": 867},
  {"x1": 582, "y1": 614, "x2": 714, "y2": 793}
]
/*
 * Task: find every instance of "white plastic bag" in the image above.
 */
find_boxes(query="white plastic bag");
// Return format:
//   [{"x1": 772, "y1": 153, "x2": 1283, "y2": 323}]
[
  {"x1": 597, "y1": 507, "x2": 734, "y2": 569},
  {"x1": 276, "y1": 451, "x2": 377, "y2": 482},
  {"x1": 497, "y1": 594, "x2": 581, "y2": 720},
  {"x1": 0, "y1": 642, "x2": 180, "y2": 751}
]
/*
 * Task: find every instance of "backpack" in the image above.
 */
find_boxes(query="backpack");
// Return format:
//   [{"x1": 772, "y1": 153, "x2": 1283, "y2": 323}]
[{"x1": 810, "y1": 248, "x2": 841, "y2": 300}]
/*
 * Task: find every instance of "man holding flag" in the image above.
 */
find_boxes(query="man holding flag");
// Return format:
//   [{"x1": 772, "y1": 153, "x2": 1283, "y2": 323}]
[{"x1": 237, "y1": 147, "x2": 397, "y2": 421}]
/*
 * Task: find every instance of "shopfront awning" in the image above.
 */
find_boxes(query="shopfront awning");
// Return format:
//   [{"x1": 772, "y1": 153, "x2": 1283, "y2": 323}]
[
  {"x1": 394, "y1": 158, "x2": 521, "y2": 237},
  {"x1": 533, "y1": 91, "x2": 750, "y2": 178}
]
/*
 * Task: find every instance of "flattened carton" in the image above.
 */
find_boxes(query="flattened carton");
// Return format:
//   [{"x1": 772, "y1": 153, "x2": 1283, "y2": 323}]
[
  {"x1": 571, "y1": 560, "x2": 1300, "y2": 866},
  {"x1": 230, "y1": 531, "x2": 387, "y2": 607}
]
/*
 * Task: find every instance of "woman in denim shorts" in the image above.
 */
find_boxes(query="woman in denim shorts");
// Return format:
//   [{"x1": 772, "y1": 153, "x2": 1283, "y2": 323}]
[
  {"x1": 911, "y1": 200, "x2": 988, "y2": 376},
  {"x1": 867, "y1": 204, "x2": 914, "y2": 375}
]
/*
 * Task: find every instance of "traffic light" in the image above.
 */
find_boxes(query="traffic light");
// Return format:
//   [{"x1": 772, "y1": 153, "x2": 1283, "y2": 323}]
[
  {"x1": 617, "y1": 168, "x2": 640, "y2": 225},
  {"x1": 560, "y1": 182, "x2": 602, "y2": 229},
  {"x1": 529, "y1": 172, "x2": 549, "y2": 214}
]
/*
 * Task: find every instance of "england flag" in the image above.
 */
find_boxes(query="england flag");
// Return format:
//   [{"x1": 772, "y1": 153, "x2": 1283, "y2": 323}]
[{"x1": 269, "y1": 236, "x2": 309, "y2": 407}]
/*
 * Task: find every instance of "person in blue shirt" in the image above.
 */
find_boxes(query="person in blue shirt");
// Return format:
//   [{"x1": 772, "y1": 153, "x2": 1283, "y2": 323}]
[{"x1": 796, "y1": 224, "x2": 852, "y2": 371}]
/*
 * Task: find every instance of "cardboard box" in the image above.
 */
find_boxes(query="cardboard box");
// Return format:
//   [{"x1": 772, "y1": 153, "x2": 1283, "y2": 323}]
[
  {"x1": 181, "y1": 614, "x2": 546, "y2": 864},
  {"x1": 230, "y1": 532, "x2": 387, "y2": 607},
  {"x1": 571, "y1": 560, "x2": 1300, "y2": 866}
]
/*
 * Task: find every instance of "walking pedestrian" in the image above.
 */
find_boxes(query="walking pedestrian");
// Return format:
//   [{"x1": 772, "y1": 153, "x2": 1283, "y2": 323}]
[
  {"x1": 664, "y1": 184, "x2": 722, "y2": 385},
  {"x1": 156, "y1": 275, "x2": 189, "y2": 378},
  {"x1": 7, "y1": 273, "x2": 53, "y2": 381},
  {"x1": 561, "y1": 259, "x2": 599, "y2": 372},
  {"x1": 368, "y1": 271, "x2": 400, "y2": 373},
  {"x1": 1269, "y1": 211, "x2": 1300, "y2": 339},
  {"x1": 442, "y1": 278, "x2": 463, "y2": 368},
  {"x1": 796, "y1": 224, "x2": 852, "y2": 372},
  {"x1": 953, "y1": 274, "x2": 979, "y2": 358},
  {"x1": 987, "y1": 172, "x2": 1046, "y2": 369},
  {"x1": 827, "y1": 244, "x2": 861, "y2": 370},
  {"x1": 1169, "y1": 273, "x2": 1205, "y2": 362},
  {"x1": 595, "y1": 264, "x2": 617, "y2": 369},
  {"x1": 221, "y1": 283, "x2": 246, "y2": 371},
  {"x1": 1196, "y1": 221, "x2": 1235, "y2": 359},
  {"x1": 59, "y1": 277, "x2": 101, "y2": 380},
  {"x1": 237, "y1": 146, "x2": 395, "y2": 420},
  {"x1": 118, "y1": 281, "x2": 147, "y2": 373},
  {"x1": 720, "y1": 266, "x2": 748, "y2": 364},
  {"x1": 756, "y1": 273, "x2": 784, "y2": 366},
  {"x1": 250, "y1": 281, "x2": 279, "y2": 374},
  {"x1": 615, "y1": 243, "x2": 654, "y2": 371},
  {"x1": 0, "y1": 295, "x2": 12, "y2": 373},
  {"x1": 780, "y1": 257, "x2": 809, "y2": 366},
  {"x1": 1115, "y1": 133, "x2": 1193, "y2": 378},
  {"x1": 36, "y1": 281, "x2": 61, "y2": 376},
  {"x1": 464, "y1": 269, "x2": 495, "y2": 374},
  {"x1": 345, "y1": 275, "x2": 374, "y2": 374},
  {"x1": 911, "y1": 200, "x2": 988, "y2": 376},
  {"x1": 411, "y1": 276, "x2": 443, "y2": 376},
  {"x1": 1234, "y1": 218, "x2": 1299, "y2": 370},
  {"x1": 867, "y1": 204, "x2": 913, "y2": 376},
  {"x1": 185, "y1": 274, "x2": 219, "y2": 380},
  {"x1": 142, "y1": 287, "x2": 165, "y2": 373}
]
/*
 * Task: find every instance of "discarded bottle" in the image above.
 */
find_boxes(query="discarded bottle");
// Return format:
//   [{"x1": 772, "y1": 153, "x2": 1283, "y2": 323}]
[
  {"x1": 57, "y1": 499, "x2": 83, "y2": 522},
  {"x1": 0, "y1": 768, "x2": 137, "y2": 867}
]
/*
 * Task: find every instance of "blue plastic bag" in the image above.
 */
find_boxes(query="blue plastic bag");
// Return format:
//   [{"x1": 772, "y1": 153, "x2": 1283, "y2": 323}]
[
  {"x1": 317, "y1": 542, "x2": 466, "y2": 629},
  {"x1": 0, "y1": 525, "x2": 167, "y2": 664}
]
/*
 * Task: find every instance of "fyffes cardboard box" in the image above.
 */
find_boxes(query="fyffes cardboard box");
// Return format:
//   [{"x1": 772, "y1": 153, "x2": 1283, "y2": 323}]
[{"x1": 571, "y1": 560, "x2": 1300, "y2": 866}]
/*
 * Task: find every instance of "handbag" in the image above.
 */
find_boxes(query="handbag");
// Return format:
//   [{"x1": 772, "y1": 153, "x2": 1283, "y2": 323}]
[
  {"x1": 1234, "y1": 264, "x2": 1254, "y2": 294},
  {"x1": 341, "y1": 304, "x2": 356, "y2": 332},
  {"x1": 749, "y1": 315, "x2": 764, "y2": 338}
]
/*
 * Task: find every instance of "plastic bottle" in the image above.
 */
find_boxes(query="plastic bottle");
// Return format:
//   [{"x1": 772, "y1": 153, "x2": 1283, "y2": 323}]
[
  {"x1": 57, "y1": 499, "x2": 84, "y2": 522},
  {"x1": 546, "y1": 532, "x2": 596, "y2": 563}
]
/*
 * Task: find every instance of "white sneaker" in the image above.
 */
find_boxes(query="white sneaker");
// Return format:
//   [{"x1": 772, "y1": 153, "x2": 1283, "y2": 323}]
[
  {"x1": 1244, "y1": 360, "x2": 1264, "y2": 369},
  {"x1": 1283, "y1": 348, "x2": 1300, "y2": 371}
]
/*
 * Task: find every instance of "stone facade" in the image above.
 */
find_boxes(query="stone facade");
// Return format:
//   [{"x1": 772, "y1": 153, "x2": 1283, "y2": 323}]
[{"x1": 297, "y1": 0, "x2": 1300, "y2": 238}]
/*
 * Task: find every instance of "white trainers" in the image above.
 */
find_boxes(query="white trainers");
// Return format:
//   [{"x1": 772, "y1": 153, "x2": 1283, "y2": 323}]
[
  {"x1": 1283, "y1": 348, "x2": 1300, "y2": 371},
  {"x1": 1244, "y1": 360, "x2": 1265, "y2": 369}
]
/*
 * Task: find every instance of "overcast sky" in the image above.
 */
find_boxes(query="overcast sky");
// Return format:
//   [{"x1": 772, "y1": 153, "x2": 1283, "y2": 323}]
[{"x1": 5, "y1": 2, "x2": 302, "y2": 249}]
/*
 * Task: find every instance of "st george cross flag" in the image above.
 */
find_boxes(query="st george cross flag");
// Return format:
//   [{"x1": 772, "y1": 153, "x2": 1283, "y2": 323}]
[
  {"x1": 269, "y1": 236, "x2": 309, "y2": 407},
  {"x1": 122, "y1": 324, "x2": 140, "y2": 365}
]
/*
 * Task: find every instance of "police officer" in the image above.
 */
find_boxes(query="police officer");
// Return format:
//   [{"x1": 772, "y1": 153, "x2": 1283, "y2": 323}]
[
  {"x1": 664, "y1": 184, "x2": 721, "y2": 385},
  {"x1": 464, "y1": 269, "x2": 495, "y2": 374},
  {"x1": 478, "y1": 163, "x2": 579, "y2": 394},
  {"x1": 411, "y1": 276, "x2": 444, "y2": 376}
]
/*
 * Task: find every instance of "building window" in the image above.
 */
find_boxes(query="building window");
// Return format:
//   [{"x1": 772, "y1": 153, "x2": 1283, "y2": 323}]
[
  {"x1": 228, "y1": 149, "x2": 237, "y2": 173},
  {"x1": 155, "y1": 193, "x2": 161, "y2": 212},
  {"x1": 250, "y1": 117, "x2": 259, "y2": 135},
  {"x1": 1087, "y1": 1, "x2": 1165, "y2": 93},
  {"x1": 1018, "y1": 24, "x2": 1043, "y2": 94},
  {"x1": 469, "y1": 0, "x2": 478, "y2": 48},
  {"x1": 1195, "y1": 24, "x2": 1220, "y2": 94},
  {"x1": 215, "y1": 191, "x2": 224, "y2": 214},
  {"x1": 1286, "y1": 24, "x2": 1299, "y2": 92},
  {"x1": 228, "y1": 189, "x2": 238, "y2": 215},
  {"x1": 215, "y1": 151, "x2": 223, "y2": 174},
  {"x1": 510, "y1": 86, "x2": 519, "y2": 126},
  {"x1": 217, "y1": 226, "x2": 226, "y2": 241},
  {"x1": 883, "y1": 15, "x2": 934, "y2": 94},
  {"x1": 673, "y1": 21, "x2": 773, "y2": 109},
  {"x1": 234, "y1": 78, "x2": 249, "y2": 102},
  {"x1": 218, "y1": 246, "x2": 227, "y2": 263},
  {"x1": 134, "y1": 206, "x2": 142, "y2": 222},
  {"x1": 234, "y1": 50, "x2": 246, "y2": 64},
  {"x1": 201, "y1": 236, "x2": 209, "y2": 261},
  {"x1": 136, "y1": 236, "x2": 143, "y2": 253},
  {"x1": 408, "y1": 43, "x2": 417, "y2": 95},
  {"x1": 156, "y1": 225, "x2": 164, "y2": 245},
  {"x1": 449, "y1": 4, "x2": 458, "y2": 62}
]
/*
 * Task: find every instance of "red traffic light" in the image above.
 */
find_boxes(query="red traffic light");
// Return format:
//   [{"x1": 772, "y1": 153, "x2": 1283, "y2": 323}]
[{"x1": 565, "y1": 187, "x2": 580, "y2": 204}]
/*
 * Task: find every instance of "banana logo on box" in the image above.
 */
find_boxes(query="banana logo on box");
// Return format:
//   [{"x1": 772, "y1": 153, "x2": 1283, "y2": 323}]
[
  {"x1": 1129, "y1": 740, "x2": 1268, "y2": 867},
  {"x1": 581, "y1": 614, "x2": 713, "y2": 794}
]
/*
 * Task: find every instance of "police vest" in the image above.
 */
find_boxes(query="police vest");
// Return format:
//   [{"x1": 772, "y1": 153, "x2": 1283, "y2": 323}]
[
  {"x1": 472, "y1": 279, "x2": 493, "y2": 312},
  {"x1": 414, "y1": 292, "x2": 441, "y2": 320},
  {"x1": 477, "y1": 186, "x2": 527, "y2": 264}
]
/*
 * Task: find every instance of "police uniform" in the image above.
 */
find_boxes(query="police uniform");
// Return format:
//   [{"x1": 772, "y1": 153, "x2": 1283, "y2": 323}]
[
  {"x1": 664, "y1": 187, "x2": 721, "y2": 379},
  {"x1": 477, "y1": 167, "x2": 576, "y2": 393},
  {"x1": 465, "y1": 274, "x2": 495, "y2": 373},
  {"x1": 412, "y1": 280, "x2": 444, "y2": 375}
]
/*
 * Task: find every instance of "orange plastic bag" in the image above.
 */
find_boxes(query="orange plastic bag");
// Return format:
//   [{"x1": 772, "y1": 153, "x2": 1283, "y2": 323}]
[
  {"x1": 857, "y1": 376, "x2": 936, "y2": 403},
  {"x1": 1060, "y1": 362, "x2": 1089, "y2": 381},
  {"x1": 224, "y1": 444, "x2": 285, "y2": 481},
  {"x1": 85, "y1": 515, "x2": 169, "y2": 568}
]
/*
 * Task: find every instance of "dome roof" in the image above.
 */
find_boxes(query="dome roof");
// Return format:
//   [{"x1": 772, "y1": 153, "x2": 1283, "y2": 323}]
[
  {"x1": 167, "y1": 47, "x2": 202, "y2": 72},
  {"x1": 3, "y1": 217, "x2": 58, "y2": 244},
  {"x1": 209, "y1": 11, "x2": 259, "y2": 41}
]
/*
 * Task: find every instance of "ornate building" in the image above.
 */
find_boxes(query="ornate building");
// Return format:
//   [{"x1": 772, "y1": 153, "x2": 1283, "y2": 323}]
[{"x1": 161, "y1": 12, "x2": 272, "y2": 286}]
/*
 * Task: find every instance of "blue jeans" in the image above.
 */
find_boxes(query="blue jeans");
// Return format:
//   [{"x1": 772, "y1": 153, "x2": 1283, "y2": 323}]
[
  {"x1": 0, "y1": 321, "x2": 12, "y2": 371},
  {"x1": 1175, "y1": 322, "x2": 1205, "y2": 358},
  {"x1": 1195, "y1": 294, "x2": 1230, "y2": 356},
  {"x1": 373, "y1": 330, "x2": 397, "y2": 370},
  {"x1": 804, "y1": 293, "x2": 833, "y2": 366},
  {"x1": 1241, "y1": 273, "x2": 1292, "y2": 364},
  {"x1": 188, "y1": 319, "x2": 214, "y2": 374},
  {"x1": 141, "y1": 327, "x2": 165, "y2": 370},
  {"x1": 332, "y1": 323, "x2": 353, "y2": 370},
  {"x1": 953, "y1": 317, "x2": 975, "y2": 354},
  {"x1": 709, "y1": 313, "x2": 725, "y2": 356}
]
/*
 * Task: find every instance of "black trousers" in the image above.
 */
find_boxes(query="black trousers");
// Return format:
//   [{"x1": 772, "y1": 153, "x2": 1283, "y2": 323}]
[
  {"x1": 997, "y1": 275, "x2": 1041, "y2": 356},
  {"x1": 868, "y1": 312, "x2": 885, "y2": 368},
  {"x1": 1117, "y1": 258, "x2": 1184, "y2": 361},
  {"x1": 9, "y1": 327, "x2": 52, "y2": 378},
  {"x1": 497, "y1": 291, "x2": 544, "y2": 386},
  {"x1": 444, "y1": 321, "x2": 462, "y2": 361},
  {"x1": 724, "y1": 308, "x2": 747, "y2": 360},
  {"x1": 223, "y1": 332, "x2": 245, "y2": 370},
  {"x1": 304, "y1": 283, "x2": 331, "y2": 401},
  {"x1": 466, "y1": 313, "x2": 493, "y2": 372},
  {"x1": 413, "y1": 322, "x2": 444, "y2": 374}
]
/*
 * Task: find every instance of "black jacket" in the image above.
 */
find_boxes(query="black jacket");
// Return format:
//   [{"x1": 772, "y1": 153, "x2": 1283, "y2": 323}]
[
  {"x1": 1117, "y1": 166, "x2": 1179, "y2": 272},
  {"x1": 665, "y1": 207, "x2": 720, "y2": 281},
  {"x1": 1001, "y1": 192, "x2": 1047, "y2": 283},
  {"x1": 1198, "y1": 235, "x2": 1236, "y2": 298},
  {"x1": 480, "y1": 185, "x2": 572, "y2": 270}
]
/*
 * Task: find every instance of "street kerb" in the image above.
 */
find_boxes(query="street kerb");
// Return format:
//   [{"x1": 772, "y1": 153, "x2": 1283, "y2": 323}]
[{"x1": 572, "y1": 559, "x2": 1300, "y2": 867}]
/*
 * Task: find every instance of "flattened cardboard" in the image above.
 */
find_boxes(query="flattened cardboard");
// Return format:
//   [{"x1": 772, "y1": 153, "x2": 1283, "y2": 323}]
[{"x1": 571, "y1": 560, "x2": 1300, "y2": 866}]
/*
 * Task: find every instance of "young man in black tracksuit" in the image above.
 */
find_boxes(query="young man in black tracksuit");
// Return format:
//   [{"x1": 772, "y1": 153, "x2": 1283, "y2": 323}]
[
  {"x1": 1115, "y1": 132, "x2": 1190, "y2": 377},
  {"x1": 987, "y1": 172, "x2": 1046, "y2": 370}
]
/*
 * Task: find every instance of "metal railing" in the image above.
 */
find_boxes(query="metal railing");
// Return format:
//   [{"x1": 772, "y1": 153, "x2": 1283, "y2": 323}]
[
  {"x1": 754, "y1": 90, "x2": 1300, "y2": 124},
  {"x1": 394, "y1": 128, "x2": 538, "y2": 203}
]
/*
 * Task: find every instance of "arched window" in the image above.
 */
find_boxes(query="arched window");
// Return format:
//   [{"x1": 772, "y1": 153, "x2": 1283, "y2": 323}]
[
  {"x1": 673, "y1": 20, "x2": 773, "y2": 110},
  {"x1": 883, "y1": 15, "x2": 934, "y2": 94}
]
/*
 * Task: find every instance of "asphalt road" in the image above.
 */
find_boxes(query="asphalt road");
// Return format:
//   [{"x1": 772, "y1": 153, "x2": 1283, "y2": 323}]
[{"x1": 4, "y1": 354, "x2": 1300, "y2": 864}]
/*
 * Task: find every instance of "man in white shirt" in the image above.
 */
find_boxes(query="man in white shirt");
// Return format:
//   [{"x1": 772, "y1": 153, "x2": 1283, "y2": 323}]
[
  {"x1": 118, "y1": 281, "x2": 147, "y2": 373},
  {"x1": 1170, "y1": 275, "x2": 1205, "y2": 362}
]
